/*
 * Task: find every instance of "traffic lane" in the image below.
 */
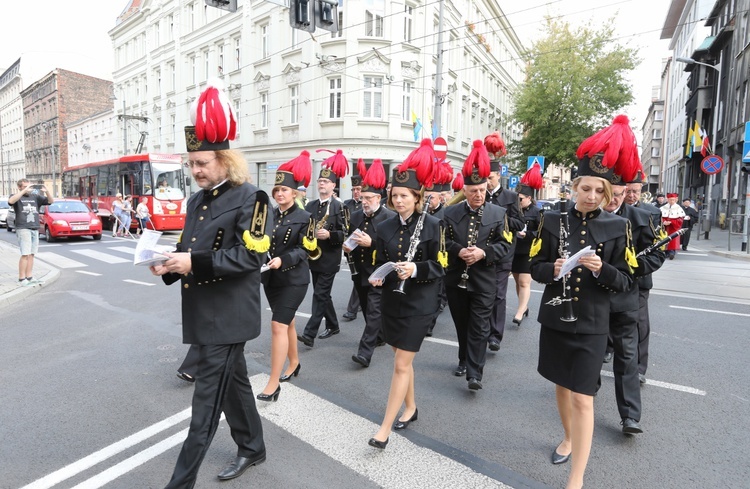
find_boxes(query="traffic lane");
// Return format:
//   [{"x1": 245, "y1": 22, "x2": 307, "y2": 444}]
[{"x1": 652, "y1": 257, "x2": 750, "y2": 302}]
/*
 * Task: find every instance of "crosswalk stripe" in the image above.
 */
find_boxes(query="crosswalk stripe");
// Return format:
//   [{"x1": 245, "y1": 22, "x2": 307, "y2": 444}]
[
  {"x1": 75, "y1": 271, "x2": 102, "y2": 277},
  {"x1": 35, "y1": 252, "x2": 87, "y2": 269},
  {"x1": 70, "y1": 249, "x2": 130, "y2": 264},
  {"x1": 108, "y1": 246, "x2": 136, "y2": 255},
  {"x1": 122, "y1": 279, "x2": 155, "y2": 287}
]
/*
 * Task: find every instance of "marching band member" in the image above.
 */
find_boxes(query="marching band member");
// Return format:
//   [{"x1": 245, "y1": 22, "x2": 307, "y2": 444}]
[
  {"x1": 423, "y1": 160, "x2": 453, "y2": 332},
  {"x1": 297, "y1": 150, "x2": 348, "y2": 347},
  {"x1": 529, "y1": 115, "x2": 636, "y2": 489},
  {"x1": 483, "y1": 133, "x2": 524, "y2": 351},
  {"x1": 342, "y1": 168, "x2": 364, "y2": 322},
  {"x1": 511, "y1": 162, "x2": 543, "y2": 326},
  {"x1": 257, "y1": 151, "x2": 316, "y2": 402},
  {"x1": 661, "y1": 192, "x2": 685, "y2": 260},
  {"x1": 367, "y1": 139, "x2": 446, "y2": 449},
  {"x1": 348, "y1": 159, "x2": 395, "y2": 368},
  {"x1": 442, "y1": 140, "x2": 512, "y2": 390}
]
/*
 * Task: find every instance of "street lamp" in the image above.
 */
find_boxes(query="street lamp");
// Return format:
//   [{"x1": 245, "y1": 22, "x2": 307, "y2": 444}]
[{"x1": 675, "y1": 56, "x2": 720, "y2": 71}]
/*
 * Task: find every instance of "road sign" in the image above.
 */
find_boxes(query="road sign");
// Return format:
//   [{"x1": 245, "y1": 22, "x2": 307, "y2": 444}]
[
  {"x1": 500, "y1": 164, "x2": 509, "y2": 176},
  {"x1": 527, "y1": 156, "x2": 545, "y2": 172},
  {"x1": 700, "y1": 155, "x2": 724, "y2": 175},
  {"x1": 434, "y1": 137, "x2": 448, "y2": 160},
  {"x1": 509, "y1": 176, "x2": 519, "y2": 188}
]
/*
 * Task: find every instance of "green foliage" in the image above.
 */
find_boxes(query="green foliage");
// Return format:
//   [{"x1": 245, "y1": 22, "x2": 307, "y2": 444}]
[{"x1": 509, "y1": 17, "x2": 640, "y2": 172}]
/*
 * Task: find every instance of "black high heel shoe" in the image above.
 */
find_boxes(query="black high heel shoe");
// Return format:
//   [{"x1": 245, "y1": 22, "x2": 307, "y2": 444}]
[
  {"x1": 512, "y1": 309, "x2": 529, "y2": 326},
  {"x1": 394, "y1": 408, "x2": 418, "y2": 430},
  {"x1": 368, "y1": 437, "x2": 389, "y2": 449},
  {"x1": 256, "y1": 385, "x2": 281, "y2": 402},
  {"x1": 279, "y1": 363, "x2": 301, "y2": 382}
]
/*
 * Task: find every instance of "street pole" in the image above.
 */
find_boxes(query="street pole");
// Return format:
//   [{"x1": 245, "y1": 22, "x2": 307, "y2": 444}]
[
  {"x1": 123, "y1": 99, "x2": 127, "y2": 155},
  {"x1": 431, "y1": 0, "x2": 445, "y2": 140}
]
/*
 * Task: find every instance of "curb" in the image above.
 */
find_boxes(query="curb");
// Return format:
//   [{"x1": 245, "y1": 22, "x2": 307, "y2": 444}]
[
  {"x1": 708, "y1": 250, "x2": 750, "y2": 262},
  {"x1": 0, "y1": 266, "x2": 61, "y2": 309}
]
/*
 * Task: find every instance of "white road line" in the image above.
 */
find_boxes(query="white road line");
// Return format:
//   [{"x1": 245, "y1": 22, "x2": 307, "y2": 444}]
[
  {"x1": 37, "y1": 244, "x2": 63, "y2": 248},
  {"x1": 600, "y1": 370, "x2": 706, "y2": 396},
  {"x1": 123, "y1": 279, "x2": 155, "y2": 287},
  {"x1": 75, "y1": 270, "x2": 102, "y2": 277},
  {"x1": 681, "y1": 253, "x2": 708, "y2": 256},
  {"x1": 425, "y1": 337, "x2": 459, "y2": 347},
  {"x1": 669, "y1": 305, "x2": 750, "y2": 317},
  {"x1": 108, "y1": 246, "x2": 136, "y2": 255},
  {"x1": 67, "y1": 241, "x2": 100, "y2": 246},
  {"x1": 20, "y1": 408, "x2": 191, "y2": 489},
  {"x1": 71, "y1": 249, "x2": 130, "y2": 264},
  {"x1": 35, "y1": 252, "x2": 87, "y2": 269}
]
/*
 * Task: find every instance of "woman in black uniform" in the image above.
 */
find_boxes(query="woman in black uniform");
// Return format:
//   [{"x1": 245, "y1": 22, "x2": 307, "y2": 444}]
[
  {"x1": 368, "y1": 140, "x2": 446, "y2": 449},
  {"x1": 530, "y1": 116, "x2": 639, "y2": 489},
  {"x1": 257, "y1": 151, "x2": 316, "y2": 402},
  {"x1": 511, "y1": 163, "x2": 543, "y2": 326}
]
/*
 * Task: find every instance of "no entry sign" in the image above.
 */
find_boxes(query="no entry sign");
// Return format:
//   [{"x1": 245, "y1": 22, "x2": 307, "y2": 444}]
[
  {"x1": 700, "y1": 155, "x2": 724, "y2": 175},
  {"x1": 434, "y1": 137, "x2": 447, "y2": 160}
]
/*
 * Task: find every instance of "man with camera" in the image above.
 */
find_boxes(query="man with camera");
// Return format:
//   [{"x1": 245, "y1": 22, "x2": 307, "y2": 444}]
[{"x1": 8, "y1": 179, "x2": 54, "y2": 286}]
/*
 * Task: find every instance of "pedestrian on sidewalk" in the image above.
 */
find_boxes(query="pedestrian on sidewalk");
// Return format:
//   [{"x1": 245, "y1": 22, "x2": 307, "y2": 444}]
[
  {"x1": 8, "y1": 179, "x2": 53, "y2": 286},
  {"x1": 680, "y1": 198, "x2": 699, "y2": 250},
  {"x1": 661, "y1": 193, "x2": 685, "y2": 259}
]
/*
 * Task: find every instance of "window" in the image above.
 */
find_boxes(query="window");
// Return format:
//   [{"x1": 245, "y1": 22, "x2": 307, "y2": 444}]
[
  {"x1": 188, "y1": 2, "x2": 195, "y2": 31},
  {"x1": 365, "y1": 0, "x2": 384, "y2": 37},
  {"x1": 402, "y1": 81, "x2": 412, "y2": 121},
  {"x1": 155, "y1": 68, "x2": 161, "y2": 96},
  {"x1": 333, "y1": 1, "x2": 344, "y2": 39},
  {"x1": 234, "y1": 99, "x2": 241, "y2": 134},
  {"x1": 203, "y1": 49, "x2": 209, "y2": 80},
  {"x1": 170, "y1": 114, "x2": 176, "y2": 143},
  {"x1": 291, "y1": 27, "x2": 299, "y2": 49},
  {"x1": 652, "y1": 128, "x2": 662, "y2": 140},
  {"x1": 329, "y1": 77, "x2": 342, "y2": 118},
  {"x1": 190, "y1": 55, "x2": 197, "y2": 84},
  {"x1": 154, "y1": 21, "x2": 160, "y2": 47},
  {"x1": 168, "y1": 15, "x2": 174, "y2": 41},
  {"x1": 404, "y1": 5, "x2": 413, "y2": 42},
  {"x1": 261, "y1": 24, "x2": 270, "y2": 58},
  {"x1": 260, "y1": 92, "x2": 268, "y2": 128},
  {"x1": 290, "y1": 85, "x2": 299, "y2": 124},
  {"x1": 363, "y1": 76, "x2": 383, "y2": 118},
  {"x1": 218, "y1": 45, "x2": 224, "y2": 74},
  {"x1": 168, "y1": 62, "x2": 175, "y2": 91},
  {"x1": 235, "y1": 38, "x2": 241, "y2": 71},
  {"x1": 654, "y1": 110, "x2": 663, "y2": 121},
  {"x1": 651, "y1": 147, "x2": 660, "y2": 157}
]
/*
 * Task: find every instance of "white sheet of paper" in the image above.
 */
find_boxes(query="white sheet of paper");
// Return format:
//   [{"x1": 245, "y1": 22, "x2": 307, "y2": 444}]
[
  {"x1": 343, "y1": 229, "x2": 364, "y2": 250},
  {"x1": 369, "y1": 261, "x2": 398, "y2": 282},
  {"x1": 133, "y1": 229, "x2": 173, "y2": 266},
  {"x1": 555, "y1": 246, "x2": 595, "y2": 280}
]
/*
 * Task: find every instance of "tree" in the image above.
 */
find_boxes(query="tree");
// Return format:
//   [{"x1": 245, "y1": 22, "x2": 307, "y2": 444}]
[{"x1": 509, "y1": 17, "x2": 639, "y2": 172}]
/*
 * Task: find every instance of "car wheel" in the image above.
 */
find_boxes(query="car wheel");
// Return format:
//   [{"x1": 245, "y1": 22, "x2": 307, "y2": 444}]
[
  {"x1": 93, "y1": 233, "x2": 102, "y2": 241},
  {"x1": 45, "y1": 226, "x2": 56, "y2": 242}
]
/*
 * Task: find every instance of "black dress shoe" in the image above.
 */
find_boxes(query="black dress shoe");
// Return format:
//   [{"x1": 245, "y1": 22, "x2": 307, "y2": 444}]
[
  {"x1": 217, "y1": 452, "x2": 266, "y2": 480},
  {"x1": 488, "y1": 339, "x2": 500, "y2": 351},
  {"x1": 394, "y1": 408, "x2": 418, "y2": 430},
  {"x1": 603, "y1": 352, "x2": 613, "y2": 364},
  {"x1": 551, "y1": 449, "x2": 571, "y2": 465},
  {"x1": 342, "y1": 311, "x2": 357, "y2": 321},
  {"x1": 368, "y1": 437, "x2": 389, "y2": 449},
  {"x1": 279, "y1": 363, "x2": 301, "y2": 382},
  {"x1": 621, "y1": 417, "x2": 643, "y2": 435},
  {"x1": 176, "y1": 372, "x2": 195, "y2": 383},
  {"x1": 256, "y1": 385, "x2": 281, "y2": 402},
  {"x1": 453, "y1": 364, "x2": 467, "y2": 377},
  {"x1": 468, "y1": 378, "x2": 483, "y2": 390},
  {"x1": 511, "y1": 316, "x2": 524, "y2": 326},
  {"x1": 376, "y1": 340, "x2": 386, "y2": 347},
  {"x1": 318, "y1": 328, "x2": 340, "y2": 339},
  {"x1": 639, "y1": 373, "x2": 646, "y2": 384},
  {"x1": 297, "y1": 334, "x2": 314, "y2": 347},
  {"x1": 425, "y1": 328, "x2": 434, "y2": 337},
  {"x1": 352, "y1": 354, "x2": 370, "y2": 368}
]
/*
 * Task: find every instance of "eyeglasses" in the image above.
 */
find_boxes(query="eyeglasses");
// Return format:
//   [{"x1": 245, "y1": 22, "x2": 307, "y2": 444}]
[{"x1": 186, "y1": 157, "x2": 217, "y2": 168}]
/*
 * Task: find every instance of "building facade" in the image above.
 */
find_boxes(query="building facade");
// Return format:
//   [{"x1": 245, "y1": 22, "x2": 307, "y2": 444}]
[{"x1": 0, "y1": 60, "x2": 26, "y2": 196}]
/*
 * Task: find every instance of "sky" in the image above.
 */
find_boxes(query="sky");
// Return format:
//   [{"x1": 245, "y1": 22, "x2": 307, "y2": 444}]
[{"x1": 1, "y1": 0, "x2": 672, "y2": 128}]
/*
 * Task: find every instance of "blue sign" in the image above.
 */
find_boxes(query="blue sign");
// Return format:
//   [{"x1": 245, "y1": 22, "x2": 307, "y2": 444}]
[
  {"x1": 744, "y1": 122, "x2": 750, "y2": 163},
  {"x1": 527, "y1": 156, "x2": 545, "y2": 172},
  {"x1": 267, "y1": 164, "x2": 279, "y2": 170},
  {"x1": 701, "y1": 155, "x2": 724, "y2": 175},
  {"x1": 509, "y1": 176, "x2": 519, "y2": 189},
  {"x1": 500, "y1": 164, "x2": 509, "y2": 176}
]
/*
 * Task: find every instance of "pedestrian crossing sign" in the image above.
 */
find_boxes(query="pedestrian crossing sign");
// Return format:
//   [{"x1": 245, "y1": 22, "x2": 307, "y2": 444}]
[{"x1": 527, "y1": 156, "x2": 545, "y2": 172}]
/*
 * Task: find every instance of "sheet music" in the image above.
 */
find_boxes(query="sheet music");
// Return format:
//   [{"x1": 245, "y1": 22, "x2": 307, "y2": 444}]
[
  {"x1": 555, "y1": 246, "x2": 595, "y2": 280},
  {"x1": 369, "y1": 261, "x2": 398, "y2": 282},
  {"x1": 133, "y1": 229, "x2": 174, "y2": 266},
  {"x1": 343, "y1": 229, "x2": 364, "y2": 250}
]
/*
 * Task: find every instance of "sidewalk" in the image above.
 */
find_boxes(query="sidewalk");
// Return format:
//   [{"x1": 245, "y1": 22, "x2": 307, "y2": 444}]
[
  {"x1": 685, "y1": 224, "x2": 750, "y2": 262},
  {"x1": 0, "y1": 238, "x2": 60, "y2": 309}
]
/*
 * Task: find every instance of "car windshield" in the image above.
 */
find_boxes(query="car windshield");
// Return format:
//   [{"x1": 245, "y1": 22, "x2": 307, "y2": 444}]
[
  {"x1": 151, "y1": 162, "x2": 186, "y2": 201},
  {"x1": 49, "y1": 201, "x2": 91, "y2": 213},
  {"x1": 0, "y1": 200, "x2": 9, "y2": 209}
]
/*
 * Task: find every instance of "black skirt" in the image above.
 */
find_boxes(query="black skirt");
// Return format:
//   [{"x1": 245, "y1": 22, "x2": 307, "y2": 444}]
[
  {"x1": 511, "y1": 252, "x2": 532, "y2": 274},
  {"x1": 264, "y1": 285, "x2": 307, "y2": 324},
  {"x1": 382, "y1": 312, "x2": 434, "y2": 352},
  {"x1": 537, "y1": 325, "x2": 607, "y2": 395}
]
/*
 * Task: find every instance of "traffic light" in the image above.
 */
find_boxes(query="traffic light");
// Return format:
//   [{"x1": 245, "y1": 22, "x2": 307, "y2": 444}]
[
  {"x1": 316, "y1": 0, "x2": 339, "y2": 33},
  {"x1": 204, "y1": 0, "x2": 237, "y2": 12},
  {"x1": 741, "y1": 161, "x2": 750, "y2": 173},
  {"x1": 290, "y1": 0, "x2": 315, "y2": 33}
]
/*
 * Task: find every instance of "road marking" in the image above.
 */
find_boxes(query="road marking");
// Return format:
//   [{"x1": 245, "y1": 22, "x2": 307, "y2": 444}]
[
  {"x1": 108, "y1": 246, "x2": 136, "y2": 255},
  {"x1": 71, "y1": 249, "x2": 130, "y2": 264},
  {"x1": 425, "y1": 337, "x2": 459, "y2": 347},
  {"x1": 75, "y1": 270, "x2": 102, "y2": 277},
  {"x1": 669, "y1": 305, "x2": 750, "y2": 317},
  {"x1": 67, "y1": 241, "x2": 101, "y2": 246},
  {"x1": 37, "y1": 244, "x2": 62, "y2": 248},
  {"x1": 123, "y1": 279, "x2": 155, "y2": 287},
  {"x1": 600, "y1": 370, "x2": 706, "y2": 396},
  {"x1": 35, "y1": 252, "x2": 87, "y2": 269},
  {"x1": 20, "y1": 408, "x2": 191, "y2": 489}
]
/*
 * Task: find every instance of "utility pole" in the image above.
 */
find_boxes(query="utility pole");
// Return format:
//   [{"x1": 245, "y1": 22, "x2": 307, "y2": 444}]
[
  {"x1": 118, "y1": 99, "x2": 149, "y2": 155},
  {"x1": 432, "y1": 0, "x2": 445, "y2": 140}
]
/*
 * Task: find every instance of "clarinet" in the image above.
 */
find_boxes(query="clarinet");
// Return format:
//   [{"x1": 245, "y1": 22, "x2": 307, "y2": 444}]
[
  {"x1": 457, "y1": 205, "x2": 483, "y2": 289},
  {"x1": 636, "y1": 228, "x2": 686, "y2": 257},
  {"x1": 343, "y1": 205, "x2": 358, "y2": 276},
  {"x1": 548, "y1": 197, "x2": 577, "y2": 322},
  {"x1": 394, "y1": 195, "x2": 432, "y2": 294}
]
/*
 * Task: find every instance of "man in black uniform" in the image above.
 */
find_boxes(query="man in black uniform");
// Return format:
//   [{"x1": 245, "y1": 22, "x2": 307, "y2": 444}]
[
  {"x1": 443, "y1": 141, "x2": 512, "y2": 390},
  {"x1": 680, "y1": 198, "x2": 699, "y2": 250},
  {"x1": 347, "y1": 159, "x2": 395, "y2": 367},
  {"x1": 485, "y1": 154, "x2": 524, "y2": 351},
  {"x1": 151, "y1": 82, "x2": 269, "y2": 487},
  {"x1": 298, "y1": 164, "x2": 347, "y2": 346},
  {"x1": 423, "y1": 164, "x2": 452, "y2": 330},
  {"x1": 343, "y1": 173, "x2": 363, "y2": 321}
]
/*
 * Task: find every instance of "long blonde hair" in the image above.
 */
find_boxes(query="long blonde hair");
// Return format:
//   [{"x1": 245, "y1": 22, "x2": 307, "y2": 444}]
[
  {"x1": 215, "y1": 150, "x2": 250, "y2": 186},
  {"x1": 571, "y1": 176, "x2": 613, "y2": 207}
]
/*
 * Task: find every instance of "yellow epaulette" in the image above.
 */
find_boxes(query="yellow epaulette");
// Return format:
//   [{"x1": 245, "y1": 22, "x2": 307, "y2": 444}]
[
  {"x1": 529, "y1": 214, "x2": 544, "y2": 258},
  {"x1": 243, "y1": 192, "x2": 270, "y2": 253},
  {"x1": 625, "y1": 221, "x2": 638, "y2": 271}
]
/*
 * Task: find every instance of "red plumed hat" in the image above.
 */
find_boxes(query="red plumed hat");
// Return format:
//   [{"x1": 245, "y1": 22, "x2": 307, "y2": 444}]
[
  {"x1": 316, "y1": 149, "x2": 350, "y2": 181},
  {"x1": 462, "y1": 140, "x2": 491, "y2": 184},
  {"x1": 575, "y1": 114, "x2": 642, "y2": 183},
  {"x1": 185, "y1": 78, "x2": 236, "y2": 152},
  {"x1": 394, "y1": 138, "x2": 436, "y2": 189},
  {"x1": 362, "y1": 158, "x2": 387, "y2": 194},
  {"x1": 484, "y1": 132, "x2": 507, "y2": 158},
  {"x1": 357, "y1": 158, "x2": 368, "y2": 180},
  {"x1": 276, "y1": 150, "x2": 312, "y2": 188},
  {"x1": 516, "y1": 162, "x2": 543, "y2": 197},
  {"x1": 452, "y1": 172, "x2": 464, "y2": 191}
]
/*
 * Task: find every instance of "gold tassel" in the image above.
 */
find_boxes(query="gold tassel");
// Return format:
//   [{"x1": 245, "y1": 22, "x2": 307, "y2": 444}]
[
  {"x1": 503, "y1": 214, "x2": 513, "y2": 242},
  {"x1": 625, "y1": 246, "x2": 638, "y2": 269},
  {"x1": 371, "y1": 250, "x2": 377, "y2": 266},
  {"x1": 437, "y1": 250, "x2": 448, "y2": 268},
  {"x1": 529, "y1": 238, "x2": 542, "y2": 257},
  {"x1": 243, "y1": 231, "x2": 270, "y2": 253},
  {"x1": 303, "y1": 236, "x2": 317, "y2": 251}
]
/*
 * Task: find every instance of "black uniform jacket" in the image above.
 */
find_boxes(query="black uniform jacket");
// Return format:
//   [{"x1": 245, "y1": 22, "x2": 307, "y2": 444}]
[
  {"x1": 162, "y1": 182, "x2": 268, "y2": 345},
  {"x1": 515, "y1": 204, "x2": 541, "y2": 256},
  {"x1": 344, "y1": 198, "x2": 362, "y2": 217},
  {"x1": 633, "y1": 201, "x2": 664, "y2": 290},
  {"x1": 427, "y1": 202, "x2": 446, "y2": 220},
  {"x1": 530, "y1": 208, "x2": 632, "y2": 335},
  {"x1": 349, "y1": 205, "x2": 395, "y2": 286},
  {"x1": 262, "y1": 204, "x2": 312, "y2": 289},
  {"x1": 305, "y1": 198, "x2": 346, "y2": 272},
  {"x1": 442, "y1": 202, "x2": 512, "y2": 291},
  {"x1": 610, "y1": 204, "x2": 666, "y2": 312},
  {"x1": 375, "y1": 213, "x2": 445, "y2": 317},
  {"x1": 487, "y1": 187, "x2": 524, "y2": 263}
]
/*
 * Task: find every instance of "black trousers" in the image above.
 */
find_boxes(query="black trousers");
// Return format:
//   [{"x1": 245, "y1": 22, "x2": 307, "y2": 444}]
[
  {"x1": 637, "y1": 288, "x2": 651, "y2": 375},
  {"x1": 346, "y1": 284, "x2": 361, "y2": 314},
  {"x1": 165, "y1": 344, "x2": 265, "y2": 489},
  {"x1": 446, "y1": 286, "x2": 494, "y2": 380},
  {"x1": 681, "y1": 226, "x2": 693, "y2": 249},
  {"x1": 303, "y1": 270, "x2": 339, "y2": 338},
  {"x1": 489, "y1": 261, "x2": 512, "y2": 342},
  {"x1": 178, "y1": 345, "x2": 201, "y2": 377},
  {"x1": 610, "y1": 309, "x2": 642, "y2": 421},
  {"x1": 354, "y1": 282, "x2": 384, "y2": 361}
]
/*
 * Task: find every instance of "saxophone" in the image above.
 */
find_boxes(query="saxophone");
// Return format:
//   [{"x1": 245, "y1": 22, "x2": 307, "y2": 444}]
[
  {"x1": 457, "y1": 205, "x2": 482, "y2": 289},
  {"x1": 308, "y1": 200, "x2": 330, "y2": 261}
]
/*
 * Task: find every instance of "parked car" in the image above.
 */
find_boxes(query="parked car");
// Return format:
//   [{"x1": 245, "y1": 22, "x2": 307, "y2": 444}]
[
  {"x1": 39, "y1": 199, "x2": 103, "y2": 241},
  {"x1": 6, "y1": 207, "x2": 15, "y2": 232},
  {"x1": 0, "y1": 198, "x2": 9, "y2": 228}
]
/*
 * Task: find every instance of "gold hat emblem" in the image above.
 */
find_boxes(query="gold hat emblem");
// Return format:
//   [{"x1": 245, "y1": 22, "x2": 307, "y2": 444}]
[
  {"x1": 470, "y1": 171, "x2": 483, "y2": 184},
  {"x1": 185, "y1": 128, "x2": 202, "y2": 151},
  {"x1": 320, "y1": 168, "x2": 333, "y2": 179},
  {"x1": 589, "y1": 154, "x2": 608, "y2": 174},
  {"x1": 395, "y1": 171, "x2": 409, "y2": 183},
  {"x1": 275, "y1": 172, "x2": 285, "y2": 184}
]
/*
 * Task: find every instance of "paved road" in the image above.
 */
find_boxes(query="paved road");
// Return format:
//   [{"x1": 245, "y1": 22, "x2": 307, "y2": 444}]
[{"x1": 1, "y1": 231, "x2": 748, "y2": 488}]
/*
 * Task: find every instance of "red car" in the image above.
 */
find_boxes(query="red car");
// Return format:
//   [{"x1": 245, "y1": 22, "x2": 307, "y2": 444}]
[{"x1": 40, "y1": 199, "x2": 103, "y2": 242}]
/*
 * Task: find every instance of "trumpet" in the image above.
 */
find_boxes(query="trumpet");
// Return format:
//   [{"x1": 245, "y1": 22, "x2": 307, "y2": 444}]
[{"x1": 308, "y1": 201, "x2": 330, "y2": 261}]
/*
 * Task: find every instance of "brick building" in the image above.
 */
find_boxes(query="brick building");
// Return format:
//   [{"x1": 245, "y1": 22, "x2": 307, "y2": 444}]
[{"x1": 21, "y1": 69, "x2": 112, "y2": 195}]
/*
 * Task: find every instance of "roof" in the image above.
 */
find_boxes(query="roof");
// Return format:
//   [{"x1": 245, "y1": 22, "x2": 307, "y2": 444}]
[{"x1": 661, "y1": 0, "x2": 688, "y2": 40}]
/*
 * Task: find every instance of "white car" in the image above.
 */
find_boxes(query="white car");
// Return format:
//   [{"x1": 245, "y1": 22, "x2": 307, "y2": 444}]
[{"x1": 0, "y1": 198, "x2": 9, "y2": 228}]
